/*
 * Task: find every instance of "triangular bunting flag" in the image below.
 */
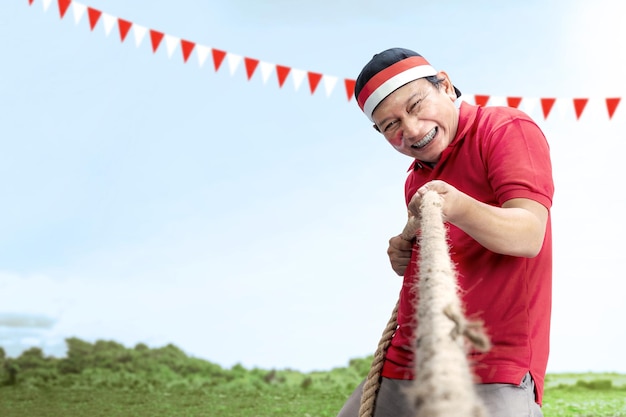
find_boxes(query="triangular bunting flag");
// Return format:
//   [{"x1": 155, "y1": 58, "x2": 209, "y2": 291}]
[
  {"x1": 102, "y1": 13, "x2": 115, "y2": 36},
  {"x1": 276, "y1": 65, "x2": 291, "y2": 88},
  {"x1": 259, "y1": 62, "x2": 273, "y2": 84},
  {"x1": 212, "y1": 49, "x2": 226, "y2": 71},
  {"x1": 87, "y1": 7, "x2": 102, "y2": 31},
  {"x1": 244, "y1": 57, "x2": 259, "y2": 80},
  {"x1": 344, "y1": 78, "x2": 355, "y2": 101},
  {"x1": 58, "y1": 0, "x2": 71, "y2": 18},
  {"x1": 149, "y1": 30, "x2": 164, "y2": 53},
  {"x1": 196, "y1": 44, "x2": 210, "y2": 67},
  {"x1": 307, "y1": 71, "x2": 322, "y2": 94},
  {"x1": 520, "y1": 97, "x2": 538, "y2": 118},
  {"x1": 132, "y1": 24, "x2": 147, "y2": 48},
  {"x1": 573, "y1": 98, "x2": 588, "y2": 120},
  {"x1": 488, "y1": 96, "x2": 506, "y2": 107},
  {"x1": 180, "y1": 39, "x2": 195, "y2": 63},
  {"x1": 540, "y1": 98, "x2": 556, "y2": 119},
  {"x1": 22, "y1": 3, "x2": 624, "y2": 117},
  {"x1": 71, "y1": 2, "x2": 86, "y2": 25},
  {"x1": 118, "y1": 18, "x2": 132, "y2": 42},
  {"x1": 507, "y1": 96, "x2": 522, "y2": 108},
  {"x1": 226, "y1": 53, "x2": 242, "y2": 76},
  {"x1": 291, "y1": 69, "x2": 306, "y2": 92},
  {"x1": 474, "y1": 94, "x2": 490, "y2": 107},
  {"x1": 164, "y1": 35, "x2": 180, "y2": 58},
  {"x1": 553, "y1": 97, "x2": 569, "y2": 120},
  {"x1": 606, "y1": 97, "x2": 621, "y2": 119},
  {"x1": 322, "y1": 75, "x2": 337, "y2": 97}
]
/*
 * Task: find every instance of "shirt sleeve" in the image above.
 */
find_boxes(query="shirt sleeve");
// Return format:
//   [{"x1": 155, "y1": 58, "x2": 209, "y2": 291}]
[{"x1": 483, "y1": 115, "x2": 554, "y2": 209}]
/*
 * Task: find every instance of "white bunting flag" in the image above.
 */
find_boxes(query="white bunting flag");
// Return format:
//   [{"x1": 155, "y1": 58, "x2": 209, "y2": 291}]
[
  {"x1": 102, "y1": 13, "x2": 116, "y2": 37},
  {"x1": 71, "y1": 2, "x2": 86, "y2": 24},
  {"x1": 291, "y1": 69, "x2": 306, "y2": 92},
  {"x1": 164, "y1": 34, "x2": 179, "y2": 58},
  {"x1": 259, "y1": 62, "x2": 274, "y2": 84},
  {"x1": 133, "y1": 24, "x2": 147, "y2": 48},
  {"x1": 196, "y1": 44, "x2": 210, "y2": 68},
  {"x1": 322, "y1": 75, "x2": 338, "y2": 97},
  {"x1": 226, "y1": 53, "x2": 242, "y2": 76}
]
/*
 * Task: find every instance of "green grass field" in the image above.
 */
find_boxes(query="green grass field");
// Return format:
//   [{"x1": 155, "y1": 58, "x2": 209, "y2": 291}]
[
  {"x1": 1, "y1": 386, "x2": 344, "y2": 417},
  {"x1": 1, "y1": 373, "x2": 625, "y2": 417},
  {"x1": 541, "y1": 373, "x2": 626, "y2": 417},
  {"x1": 1, "y1": 341, "x2": 624, "y2": 416}
]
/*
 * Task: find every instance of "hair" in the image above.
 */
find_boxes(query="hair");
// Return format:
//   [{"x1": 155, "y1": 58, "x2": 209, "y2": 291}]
[{"x1": 425, "y1": 75, "x2": 446, "y2": 91}]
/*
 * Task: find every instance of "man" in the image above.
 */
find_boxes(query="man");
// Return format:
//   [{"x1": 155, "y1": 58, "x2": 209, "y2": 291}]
[{"x1": 337, "y1": 48, "x2": 554, "y2": 417}]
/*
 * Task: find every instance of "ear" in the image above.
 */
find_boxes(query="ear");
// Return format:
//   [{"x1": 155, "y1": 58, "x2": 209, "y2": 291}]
[{"x1": 437, "y1": 70, "x2": 457, "y2": 100}]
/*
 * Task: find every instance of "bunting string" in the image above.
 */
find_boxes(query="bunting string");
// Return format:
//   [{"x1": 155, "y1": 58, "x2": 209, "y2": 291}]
[{"x1": 27, "y1": 0, "x2": 622, "y2": 121}]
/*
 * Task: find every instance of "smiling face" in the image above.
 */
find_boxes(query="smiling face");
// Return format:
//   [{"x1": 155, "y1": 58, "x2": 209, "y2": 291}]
[{"x1": 371, "y1": 71, "x2": 460, "y2": 163}]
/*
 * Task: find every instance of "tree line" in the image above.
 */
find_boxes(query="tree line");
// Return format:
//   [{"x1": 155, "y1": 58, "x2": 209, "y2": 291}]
[{"x1": 0, "y1": 337, "x2": 369, "y2": 391}]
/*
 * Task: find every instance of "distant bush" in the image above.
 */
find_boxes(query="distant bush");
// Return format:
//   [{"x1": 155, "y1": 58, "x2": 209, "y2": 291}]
[{"x1": 575, "y1": 379, "x2": 613, "y2": 390}]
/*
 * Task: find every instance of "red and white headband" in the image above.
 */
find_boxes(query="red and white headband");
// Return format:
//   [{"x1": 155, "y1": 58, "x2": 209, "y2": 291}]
[{"x1": 355, "y1": 53, "x2": 437, "y2": 122}]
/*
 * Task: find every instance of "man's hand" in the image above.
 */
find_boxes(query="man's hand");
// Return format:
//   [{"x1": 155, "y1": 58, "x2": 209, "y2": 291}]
[
  {"x1": 407, "y1": 180, "x2": 463, "y2": 223},
  {"x1": 387, "y1": 235, "x2": 414, "y2": 276}
]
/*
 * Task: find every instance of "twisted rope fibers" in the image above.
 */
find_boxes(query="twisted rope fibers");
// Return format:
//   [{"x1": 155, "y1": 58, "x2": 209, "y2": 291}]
[{"x1": 358, "y1": 190, "x2": 490, "y2": 417}]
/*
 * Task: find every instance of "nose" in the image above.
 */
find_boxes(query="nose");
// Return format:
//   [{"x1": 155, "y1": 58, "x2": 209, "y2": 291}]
[{"x1": 401, "y1": 116, "x2": 424, "y2": 146}]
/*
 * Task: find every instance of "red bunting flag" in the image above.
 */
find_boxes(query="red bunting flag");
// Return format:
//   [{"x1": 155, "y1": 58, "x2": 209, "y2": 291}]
[
  {"x1": 150, "y1": 30, "x2": 164, "y2": 53},
  {"x1": 58, "y1": 0, "x2": 71, "y2": 19},
  {"x1": 29, "y1": 0, "x2": 35, "y2": 5},
  {"x1": 541, "y1": 98, "x2": 556, "y2": 119},
  {"x1": 276, "y1": 65, "x2": 290, "y2": 88},
  {"x1": 87, "y1": 7, "x2": 102, "y2": 31},
  {"x1": 307, "y1": 72, "x2": 322, "y2": 94},
  {"x1": 244, "y1": 57, "x2": 259, "y2": 80},
  {"x1": 606, "y1": 97, "x2": 621, "y2": 119},
  {"x1": 180, "y1": 39, "x2": 195, "y2": 63},
  {"x1": 344, "y1": 79, "x2": 355, "y2": 101},
  {"x1": 474, "y1": 95, "x2": 490, "y2": 107},
  {"x1": 573, "y1": 98, "x2": 588, "y2": 119},
  {"x1": 507, "y1": 97, "x2": 522, "y2": 108},
  {"x1": 118, "y1": 18, "x2": 132, "y2": 42},
  {"x1": 212, "y1": 49, "x2": 226, "y2": 71}
]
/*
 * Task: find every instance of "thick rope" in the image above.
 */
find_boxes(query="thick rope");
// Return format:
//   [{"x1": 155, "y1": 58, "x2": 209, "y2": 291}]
[
  {"x1": 358, "y1": 190, "x2": 490, "y2": 417},
  {"x1": 357, "y1": 300, "x2": 398, "y2": 417},
  {"x1": 357, "y1": 216, "x2": 418, "y2": 417},
  {"x1": 410, "y1": 191, "x2": 489, "y2": 417}
]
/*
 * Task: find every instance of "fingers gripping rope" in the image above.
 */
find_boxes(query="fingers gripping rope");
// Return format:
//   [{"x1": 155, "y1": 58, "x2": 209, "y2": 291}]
[
  {"x1": 399, "y1": 214, "x2": 420, "y2": 242},
  {"x1": 358, "y1": 190, "x2": 490, "y2": 417}
]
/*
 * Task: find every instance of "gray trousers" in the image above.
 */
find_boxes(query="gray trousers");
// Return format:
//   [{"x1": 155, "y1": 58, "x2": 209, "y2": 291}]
[{"x1": 336, "y1": 372, "x2": 543, "y2": 417}]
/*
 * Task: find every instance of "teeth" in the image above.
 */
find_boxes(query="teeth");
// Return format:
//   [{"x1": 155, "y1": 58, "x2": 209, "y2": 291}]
[{"x1": 411, "y1": 127, "x2": 436, "y2": 149}]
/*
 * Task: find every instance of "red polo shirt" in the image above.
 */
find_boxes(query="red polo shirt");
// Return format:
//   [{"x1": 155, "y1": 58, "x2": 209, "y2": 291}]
[{"x1": 380, "y1": 102, "x2": 554, "y2": 405}]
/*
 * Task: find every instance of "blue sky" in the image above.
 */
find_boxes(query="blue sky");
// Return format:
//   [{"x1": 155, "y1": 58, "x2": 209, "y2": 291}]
[{"x1": 1, "y1": 0, "x2": 625, "y2": 374}]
